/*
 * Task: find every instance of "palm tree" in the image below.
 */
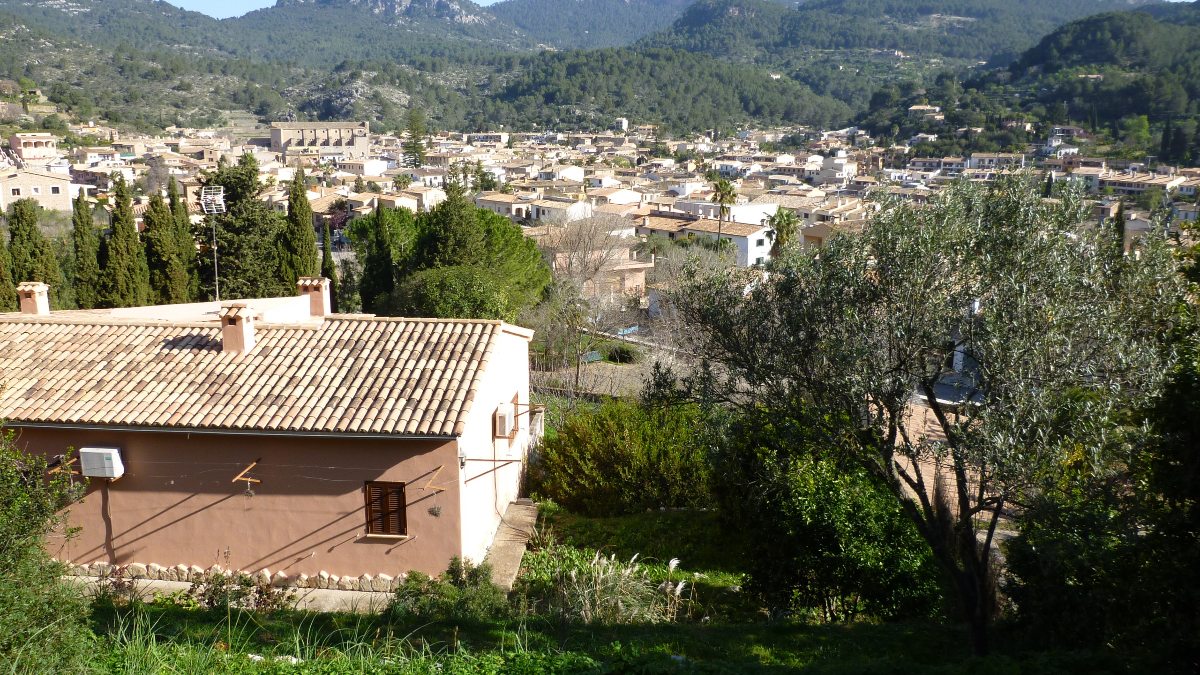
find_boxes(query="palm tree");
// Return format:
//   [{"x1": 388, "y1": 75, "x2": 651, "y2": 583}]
[
  {"x1": 712, "y1": 178, "x2": 736, "y2": 243},
  {"x1": 766, "y1": 207, "x2": 799, "y2": 259}
]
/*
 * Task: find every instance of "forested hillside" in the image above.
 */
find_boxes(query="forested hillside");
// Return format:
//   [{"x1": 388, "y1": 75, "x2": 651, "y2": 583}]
[
  {"x1": 489, "y1": 0, "x2": 694, "y2": 49},
  {"x1": 645, "y1": 0, "x2": 1163, "y2": 63},
  {"x1": 1003, "y1": 2, "x2": 1200, "y2": 126},
  {"x1": 0, "y1": 0, "x2": 1179, "y2": 135}
]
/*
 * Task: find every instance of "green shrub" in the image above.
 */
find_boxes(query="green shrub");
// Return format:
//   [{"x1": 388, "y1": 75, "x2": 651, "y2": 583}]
[
  {"x1": 527, "y1": 400, "x2": 711, "y2": 516},
  {"x1": 603, "y1": 342, "x2": 641, "y2": 364},
  {"x1": 0, "y1": 435, "x2": 93, "y2": 673},
  {"x1": 714, "y1": 418, "x2": 943, "y2": 622},
  {"x1": 389, "y1": 557, "x2": 510, "y2": 623}
]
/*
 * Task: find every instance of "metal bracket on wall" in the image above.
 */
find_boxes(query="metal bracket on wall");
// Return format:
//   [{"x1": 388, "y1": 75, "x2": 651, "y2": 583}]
[
  {"x1": 231, "y1": 459, "x2": 262, "y2": 484},
  {"x1": 420, "y1": 464, "x2": 451, "y2": 493}
]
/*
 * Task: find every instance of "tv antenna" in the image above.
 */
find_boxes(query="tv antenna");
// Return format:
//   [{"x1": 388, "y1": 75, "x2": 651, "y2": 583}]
[{"x1": 200, "y1": 186, "x2": 226, "y2": 301}]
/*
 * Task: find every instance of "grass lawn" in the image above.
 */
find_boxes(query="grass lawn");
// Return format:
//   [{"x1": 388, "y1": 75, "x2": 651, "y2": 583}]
[{"x1": 83, "y1": 509, "x2": 1128, "y2": 673}]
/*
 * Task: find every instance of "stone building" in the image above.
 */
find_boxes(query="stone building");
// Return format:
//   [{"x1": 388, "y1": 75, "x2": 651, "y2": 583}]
[{"x1": 270, "y1": 122, "x2": 370, "y2": 160}]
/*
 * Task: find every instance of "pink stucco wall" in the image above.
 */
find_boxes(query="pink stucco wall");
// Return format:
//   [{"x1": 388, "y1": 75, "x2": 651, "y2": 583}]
[{"x1": 14, "y1": 427, "x2": 467, "y2": 579}]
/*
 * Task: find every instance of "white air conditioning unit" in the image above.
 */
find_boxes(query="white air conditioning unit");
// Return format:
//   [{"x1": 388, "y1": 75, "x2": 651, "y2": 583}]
[
  {"x1": 494, "y1": 404, "x2": 516, "y2": 438},
  {"x1": 79, "y1": 447, "x2": 125, "y2": 479}
]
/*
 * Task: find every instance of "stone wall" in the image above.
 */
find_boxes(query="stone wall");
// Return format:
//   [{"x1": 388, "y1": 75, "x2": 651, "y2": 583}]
[{"x1": 64, "y1": 561, "x2": 405, "y2": 593}]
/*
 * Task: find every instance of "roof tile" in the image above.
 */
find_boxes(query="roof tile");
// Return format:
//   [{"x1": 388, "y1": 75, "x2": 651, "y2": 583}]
[{"x1": 0, "y1": 316, "x2": 503, "y2": 437}]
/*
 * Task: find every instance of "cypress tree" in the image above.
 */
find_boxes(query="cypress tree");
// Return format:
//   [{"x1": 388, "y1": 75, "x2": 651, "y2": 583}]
[
  {"x1": 1160, "y1": 117, "x2": 1173, "y2": 161},
  {"x1": 321, "y1": 221, "x2": 339, "y2": 313},
  {"x1": 8, "y1": 198, "x2": 43, "y2": 284},
  {"x1": 168, "y1": 178, "x2": 198, "y2": 301},
  {"x1": 0, "y1": 235, "x2": 14, "y2": 311},
  {"x1": 360, "y1": 206, "x2": 395, "y2": 313},
  {"x1": 6, "y1": 199, "x2": 61, "y2": 304},
  {"x1": 71, "y1": 191, "x2": 100, "y2": 309},
  {"x1": 143, "y1": 194, "x2": 189, "y2": 304},
  {"x1": 279, "y1": 167, "x2": 319, "y2": 288},
  {"x1": 99, "y1": 174, "x2": 151, "y2": 308}
]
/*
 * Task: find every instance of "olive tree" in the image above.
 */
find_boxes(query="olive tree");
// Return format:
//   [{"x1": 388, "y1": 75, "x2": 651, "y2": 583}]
[{"x1": 674, "y1": 176, "x2": 1182, "y2": 654}]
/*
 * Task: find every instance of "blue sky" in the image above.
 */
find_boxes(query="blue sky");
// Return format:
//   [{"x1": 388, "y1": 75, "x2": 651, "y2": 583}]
[{"x1": 168, "y1": 0, "x2": 498, "y2": 20}]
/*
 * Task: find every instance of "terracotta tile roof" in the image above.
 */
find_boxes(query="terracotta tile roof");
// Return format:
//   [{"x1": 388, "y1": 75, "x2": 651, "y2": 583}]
[{"x1": 0, "y1": 315, "x2": 503, "y2": 437}]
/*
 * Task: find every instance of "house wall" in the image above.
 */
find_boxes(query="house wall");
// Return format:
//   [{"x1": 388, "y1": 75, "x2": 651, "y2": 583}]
[
  {"x1": 456, "y1": 327, "x2": 532, "y2": 565},
  {"x1": 13, "y1": 427, "x2": 464, "y2": 579},
  {"x1": 0, "y1": 171, "x2": 72, "y2": 211}
]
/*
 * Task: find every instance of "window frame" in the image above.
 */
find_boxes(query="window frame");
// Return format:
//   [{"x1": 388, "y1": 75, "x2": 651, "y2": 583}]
[
  {"x1": 363, "y1": 481, "x2": 407, "y2": 537},
  {"x1": 10, "y1": 188, "x2": 19, "y2": 197}
]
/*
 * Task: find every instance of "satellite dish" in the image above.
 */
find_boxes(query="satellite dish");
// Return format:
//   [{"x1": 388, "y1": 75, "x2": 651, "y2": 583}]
[{"x1": 200, "y1": 185, "x2": 226, "y2": 215}]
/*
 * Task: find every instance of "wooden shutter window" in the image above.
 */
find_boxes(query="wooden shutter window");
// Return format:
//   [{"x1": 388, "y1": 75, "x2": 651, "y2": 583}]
[{"x1": 364, "y1": 481, "x2": 407, "y2": 536}]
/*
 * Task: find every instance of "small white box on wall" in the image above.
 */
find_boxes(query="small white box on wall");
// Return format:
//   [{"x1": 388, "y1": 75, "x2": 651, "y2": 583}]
[{"x1": 78, "y1": 447, "x2": 124, "y2": 479}]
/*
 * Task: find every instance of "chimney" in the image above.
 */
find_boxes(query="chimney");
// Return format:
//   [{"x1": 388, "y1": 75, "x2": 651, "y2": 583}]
[
  {"x1": 219, "y1": 303, "x2": 257, "y2": 354},
  {"x1": 297, "y1": 276, "x2": 331, "y2": 317},
  {"x1": 642, "y1": 215, "x2": 650, "y2": 228},
  {"x1": 16, "y1": 282, "x2": 49, "y2": 316}
]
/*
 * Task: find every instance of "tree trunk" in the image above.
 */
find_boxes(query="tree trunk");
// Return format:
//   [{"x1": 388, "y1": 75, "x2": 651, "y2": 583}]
[{"x1": 954, "y1": 566, "x2": 991, "y2": 656}]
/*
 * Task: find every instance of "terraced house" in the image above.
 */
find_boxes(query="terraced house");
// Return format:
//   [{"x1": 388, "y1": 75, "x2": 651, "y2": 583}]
[{"x1": 0, "y1": 278, "x2": 539, "y2": 588}]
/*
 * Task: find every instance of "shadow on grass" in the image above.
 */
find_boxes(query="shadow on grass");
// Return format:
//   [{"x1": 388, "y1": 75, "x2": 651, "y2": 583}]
[{"x1": 94, "y1": 600, "x2": 1124, "y2": 674}]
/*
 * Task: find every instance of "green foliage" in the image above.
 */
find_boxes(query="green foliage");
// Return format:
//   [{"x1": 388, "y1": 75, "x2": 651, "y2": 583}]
[
  {"x1": 71, "y1": 191, "x2": 100, "y2": 309},
  {"x1": 1007, "y1": 325, "x2": 1200, "y2": 670},
  {"x1": 528, "y1": 400, "x2": 711, "y2": 517},
  {"x1": 99, "y1": 174, "x2": 151, "y2": 308},
  {"x1": 279, "y1": 167, "x2": 318, "y2": 289},
  {"x1": 321, "y1": 221, "x2": 338, "y2": 313},
  {"x1": 493, "y1": 47, "x2": 850, "y2": 134},
  {"x1": 1005, "y1": 4, "x2": 1200, "y2": 131},
  {"x1": 142, "y1": 193, "x2": 190, "y2": 304},
  {"x1": 388, "y1": 558, "x2": 510, "y2": 624},
  {"x1": 5, "y1": 198, "x2": 62, "y2": 304},
  {"x1": 0, "y1": 433, "x2": 92, "y2": 672},
  {"x1": 395, "y1": 265, "x2": 512, "y2": 321},
  {"x1": 674, "y1": 175, "x2": 1183, "y2": 654},
  {"x1": 352, "y1": 205, "x2": 415, "y2": 313},
  {"x1": 491, "y1": 0, "x2": 692, "y2": 49},
  {"x1": 402, "y1": 108, "x2": 426, "y2": 169},
  {"x1": 602, "y1": 341, "x2": 640, "y2": 364},
  {"x1": 168, "y1": 178, "x2": 199, "y2": 300},
  {"x1": 647, "y1": 0, "x2": 1150, "y2": 63},
  {"x1": 714, "y1": 415, "x2": 942, "y2": 622},
  {"x1": 352, "y1": 195, "x2": 549, "y2": 320},
  {"x1": 0, "y1": 231, "x2": 13, "y2": 311},
  {"x1": 201, "y1": 154, "x2": 290, "y2": 300}
]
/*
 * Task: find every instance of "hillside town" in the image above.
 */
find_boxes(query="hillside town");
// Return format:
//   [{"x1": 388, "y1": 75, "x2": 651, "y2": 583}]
[
  {"x1": 4, "y1": 115, "x2": 1196, "y2": 303},
  {"x1": 2, "y1": 6, "x2": 1200, "y2": 666}
]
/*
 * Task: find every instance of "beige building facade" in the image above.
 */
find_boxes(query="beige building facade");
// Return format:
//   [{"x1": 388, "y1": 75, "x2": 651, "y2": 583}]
[
  {"x1": 271, "y1": 122, "x2": 370, "y2": 160},
  {"x1": 0, "y1": 169, "x2": 74, "y2": 211}
]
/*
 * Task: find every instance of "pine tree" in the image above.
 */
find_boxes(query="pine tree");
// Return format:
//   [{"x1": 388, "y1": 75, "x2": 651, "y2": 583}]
[
  {"x1": 143, "y1": 194, "x2": 189, "y2": 304},
  {"x1": 279, "y1": 166, "x2": 319, "y2": 289},
  {"x1": 99, "y1": 174, "x2": 151, "y2": 308},
  {"x1": 168, "y1": 178, "x2": 198, "y2": 301},
  {"x1": 321, "y1": 221, "x2": 339, "y2": 313},
  {"x1": 201, "y1": 154, "x2": 289, "y2": 300},
  {"x1": 402, "y1": 108, "x2": 427, "y2": 168},
  {"x1": 71, "y1": 191, "x2": 100, "y2": 309}
]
